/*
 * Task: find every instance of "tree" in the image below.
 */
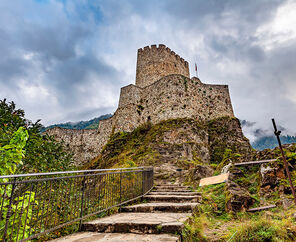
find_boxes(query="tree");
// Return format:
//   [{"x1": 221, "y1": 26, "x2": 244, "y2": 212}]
[{"x1": 0, "y1": 99, "x2": 74, "y2": 174}]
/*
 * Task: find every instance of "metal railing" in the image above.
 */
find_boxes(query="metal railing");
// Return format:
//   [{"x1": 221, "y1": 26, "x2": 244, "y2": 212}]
[{"x1": 0, "y1": 167, "x2": 154, "y2": 241}]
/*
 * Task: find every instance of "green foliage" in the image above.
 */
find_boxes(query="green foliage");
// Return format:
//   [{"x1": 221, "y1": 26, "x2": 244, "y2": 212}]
[
  {"x1": 285, "y1": 150, "x2": 296, "y2": 165},
  {"x1": 228, "y1": 218, "x2": 296, "y2": 241},
  {"x1": 0, "y1": 99, "x2": 73, "y2": 173},
  {"x1": 0, "y1": 127, "x2": 37, "y2": 241},
  {"x1": 215, "y1": 148, "x2": 241, "y2": 173},
  {"x1": 199, "y1": 183, "x2": 229, "y2": 218},
  {"x1": 0, "y1": 127, "x2": 28, "y2": 176},
  {"x1": 182, "y1": 215, "x2": 207, "y2": 241},
  {"x1": 207, "y1": 117, "x2": 244, "y2": 164}
]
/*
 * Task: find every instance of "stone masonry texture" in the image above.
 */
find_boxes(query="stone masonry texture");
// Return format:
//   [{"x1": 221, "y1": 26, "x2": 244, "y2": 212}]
[
  {"x1": 46, "y1": 44, "x2": 237, "y2": 166},
  {"x1": 136, "y1": 44, "x2": 189, "y2": 88}
]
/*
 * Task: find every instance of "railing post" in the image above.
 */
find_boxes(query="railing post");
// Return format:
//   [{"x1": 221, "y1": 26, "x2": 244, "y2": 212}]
[
  {"x1": 79, "y1": 176, "x2": 86, "y2": 231},
  {"x1": 150, "y1": 168, "x2": 154, "y2": 189},
  {"x1": 142, "y1": 168, "x2": 145, "y2": 198},
  {"x1": 3, "y1": 178, "x2": 16, "y2": 241},
  {"x1": 119, "y1": 172, "x2": 122, "y2": 212}
]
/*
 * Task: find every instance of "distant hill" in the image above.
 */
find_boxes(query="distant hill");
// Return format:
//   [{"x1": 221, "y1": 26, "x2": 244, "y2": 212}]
[
  {"x1": 240, "y1": 119, "x2": 296, "y2": 150},
  {"x1": 42, "y1": 114, "x2": 112, "y2": 132},
  {"x1": 251, "y1": 135, "x2": 296, "y2": 150}
]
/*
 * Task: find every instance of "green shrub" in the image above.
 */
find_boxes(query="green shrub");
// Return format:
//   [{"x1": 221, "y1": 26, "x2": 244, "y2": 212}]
[{"x1": 0, "y1": 99, "x2": 73, "y2": 173}]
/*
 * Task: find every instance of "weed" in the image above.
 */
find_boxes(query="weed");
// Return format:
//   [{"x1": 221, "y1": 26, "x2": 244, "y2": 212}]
[
  {"x1": 226, "y1": 218, "x2": 296, "y2": 241},
  {"x1": 182, "y1": 215, "x2": 208, "y2": 241}
]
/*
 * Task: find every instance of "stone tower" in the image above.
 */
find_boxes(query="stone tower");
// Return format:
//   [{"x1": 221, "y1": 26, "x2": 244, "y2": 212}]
[{"x1": 135, "y1": 44, "x2": 190, "y2": 88}]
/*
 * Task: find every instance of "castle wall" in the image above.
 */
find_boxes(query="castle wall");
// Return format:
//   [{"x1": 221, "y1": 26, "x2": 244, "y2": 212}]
[
  {"x1": 97, "y1": 116, "x2": 115, "y2": 150},
  {"x1": 205, "y1": 85, "x2": 235, "y2": 119},
  {"x1": 135, "y1": 44, "x2": 189, "y2": 88},
  {"x1": 45, "y1": 128, "x2": 100, "y2": 166},
  {"x1": 109, "y1": 75, "x2": 235, "y2": 134},
  {"x1": 118, "y1": 84, "x2": 142, "y2": 108}
]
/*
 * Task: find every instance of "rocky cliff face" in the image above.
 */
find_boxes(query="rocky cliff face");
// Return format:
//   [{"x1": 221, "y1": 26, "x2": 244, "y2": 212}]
[{"x1": 86, "y1": 117, "x2": 252, "y2": 183}]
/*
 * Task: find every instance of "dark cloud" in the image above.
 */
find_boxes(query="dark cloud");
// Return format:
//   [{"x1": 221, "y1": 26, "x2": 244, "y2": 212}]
[
  {"x1": 165, "y1": 0, "x2": 284, "y2": 25},
  {"x1": 0, "y1": 0, "x2": 122, "y2": 125},
  {"x1": 0, "y1": 0, "x2": 295, "y2": 141}
]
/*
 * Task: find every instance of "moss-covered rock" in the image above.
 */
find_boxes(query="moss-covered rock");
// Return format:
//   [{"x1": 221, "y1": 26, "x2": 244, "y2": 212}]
[
  {"x1": 225, "y1": 180, "x2": 255, "y2": 212},
  {"x1": 208, "y1": 117, "x2": 252, "y2": 164},
  {"x1": 85, "y1": 117, "x2": 251, "y2": 183}
]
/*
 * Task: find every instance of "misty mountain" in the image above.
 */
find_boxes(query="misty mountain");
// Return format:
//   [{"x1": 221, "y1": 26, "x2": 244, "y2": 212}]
[
  {"x1": 42, "y1": 114, "x2": 112, "y2": 132},
  {"x1": 251, "y1": 135, "x2": 296, "y2": 150},
  {"x1": 240, "y1": 119, "x2": 296, "y2": 150}
]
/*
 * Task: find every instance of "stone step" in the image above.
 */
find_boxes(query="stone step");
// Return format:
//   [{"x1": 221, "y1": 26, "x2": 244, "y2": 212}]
[
  {"x1": 155, "y1": 184, "x2": 181, "y2": 186},
  {"x1": 149, "y1": 191, "x2": 201, "y2": 196},
  {"x1": 50, "y1": 232, "x2": 180, "y2": 241},
  {"x1": 155, "y1": 185, "x2": 190, "y2": 189},
  {"x1": 154, "y1": 186, "x2": 192, "y2": 190},
  {"x1": 144, "y1": 195, "x2": 201, "y2": 203},
  {"x1": 122, "y1": 202, "x2": 199, "y2": 213},
  {"x1": 82, "y1": 212, "x2": 190, "y2": 234},
  {"x1": 153, "y1": 188, "x2": 193, "y2": 192}
]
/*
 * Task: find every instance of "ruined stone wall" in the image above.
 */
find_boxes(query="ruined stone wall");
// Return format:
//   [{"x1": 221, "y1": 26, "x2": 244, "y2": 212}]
[
  {"x1": 135, "y1": 44, "x2": 189, "y2": 88},
  {"x1": 205, "y1": 84, "x2": 235, "y2": 119},
  {"x1": 45, "y1": 127, "x2": 101, "y2": 166},
  {"x1": 110, "y1": 74, "x2": 235, "y2": 133},
  {"x1": 118, "y1": 84, "x2": 142, "y2": 108}
]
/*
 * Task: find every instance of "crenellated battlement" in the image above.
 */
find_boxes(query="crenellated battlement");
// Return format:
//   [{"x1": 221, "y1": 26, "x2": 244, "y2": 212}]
[
  {"x1": 137, "y1": 44, "x2": 189, "y2": 67},
  {"x1": 135, "y1": 44, "x2": 189, "y2": 87}
]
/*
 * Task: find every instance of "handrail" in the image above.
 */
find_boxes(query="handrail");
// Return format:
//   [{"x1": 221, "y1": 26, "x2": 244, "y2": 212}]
[
  {"x1": 0, "y1": 167, "x2": 154, "y2": 241},
  {"x1": 0, "y1": 166, "x2": 148, "y2": 179}
]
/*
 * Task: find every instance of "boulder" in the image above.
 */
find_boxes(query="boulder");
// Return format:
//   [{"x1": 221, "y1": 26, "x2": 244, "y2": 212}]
[
  {"x1": 225, "y1": 181, "x2": 255, "y2": 212},
  {"x1": 259, "y1": 164, "x2": 286, "y2": 196},
  {"x1": 260, "y1": 164, "x2": 277, "y2": 187},
  {"x1": 281, "y1": 195, "x2": 294, "y2": 210},
  {"x1": 190, "y1": 165, "x2": 214, "y2": 180}
]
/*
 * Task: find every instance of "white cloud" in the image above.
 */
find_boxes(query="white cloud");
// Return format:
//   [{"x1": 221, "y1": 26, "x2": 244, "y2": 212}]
[
  {"x1": 1, "y1": 0, "x2": 296, "y2": 141},
  {"x1": 256, "y1": 0, "x2": 296, "y2": 50}
]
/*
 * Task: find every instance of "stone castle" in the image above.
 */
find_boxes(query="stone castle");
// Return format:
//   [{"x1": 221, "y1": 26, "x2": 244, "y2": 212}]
[{"x1": 47, "y1": 44, "x2": 235, "y2": 165}]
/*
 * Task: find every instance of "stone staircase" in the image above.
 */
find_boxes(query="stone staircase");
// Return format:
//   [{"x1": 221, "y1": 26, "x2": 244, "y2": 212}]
[{"x1": 52, "y1": 184, "x2": 201, "y2": 241}]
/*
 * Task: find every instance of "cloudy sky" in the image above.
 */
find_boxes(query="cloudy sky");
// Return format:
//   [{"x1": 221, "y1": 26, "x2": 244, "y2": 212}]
[{"x1": 1, "y1": 0, "x2": 296, "y2": 141}]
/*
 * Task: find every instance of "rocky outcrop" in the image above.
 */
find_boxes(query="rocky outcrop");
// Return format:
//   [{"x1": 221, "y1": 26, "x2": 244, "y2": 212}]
[
  {"x1": 189, "y1": 165, "x2": 214, "y2": 181},
  {"x1": 208, "y1": 117, "x2": 252, "y2": 163},
  {"x1": 259, "y1": 164, "x2": 286, "y2": 196},
  {"x1": 225, "y1": 181, "x2": 255, "y2": 212},
  {"x1": 86, "y1": 117, "x2": 251, "y2": 185}
]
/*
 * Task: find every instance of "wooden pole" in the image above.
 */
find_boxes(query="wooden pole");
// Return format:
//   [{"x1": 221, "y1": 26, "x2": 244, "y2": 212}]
[{"x1": 272, "y1": 118, "x2": 296, "y2": 205}]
